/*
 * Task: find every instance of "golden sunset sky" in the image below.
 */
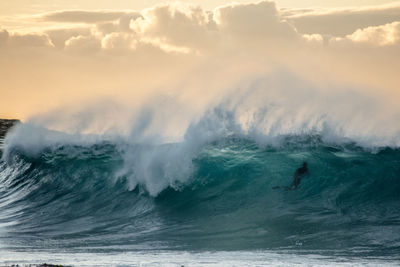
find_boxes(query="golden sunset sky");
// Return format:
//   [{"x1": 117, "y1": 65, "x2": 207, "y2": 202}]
[
  {"x1": 1, "y1": 0, "x2": 400, "y2": 125},
  {"x1": 0, "y1": 0, "x2": 396, "y2": 15}
]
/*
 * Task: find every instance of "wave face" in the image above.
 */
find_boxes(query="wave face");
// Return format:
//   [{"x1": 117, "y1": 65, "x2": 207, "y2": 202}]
[{"x1": 1, "y1": 131, "x2": 400, "y2": 257}]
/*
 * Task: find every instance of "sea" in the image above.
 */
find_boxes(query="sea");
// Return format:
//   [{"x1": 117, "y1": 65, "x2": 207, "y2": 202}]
[{"x1": 0, "y1": 111, "x2": 399, "y2": 266}]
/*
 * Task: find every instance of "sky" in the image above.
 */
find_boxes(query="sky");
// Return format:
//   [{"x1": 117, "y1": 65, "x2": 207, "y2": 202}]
[
  {"x1": 0, "y1": 0, "x2": 400, "y2": 141},
  {"x1": 0, "y1": 0, "x2": 396, "y2": 15}
]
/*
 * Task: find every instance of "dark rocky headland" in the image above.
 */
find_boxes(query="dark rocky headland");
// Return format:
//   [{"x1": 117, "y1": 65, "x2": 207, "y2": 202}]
[{"x1": 0, "y1": 119, "x2": 20, "y2": 139}]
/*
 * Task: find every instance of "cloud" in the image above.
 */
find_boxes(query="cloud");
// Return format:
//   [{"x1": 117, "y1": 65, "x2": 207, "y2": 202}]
[
  {"x1": 0, "y1": 29, "x2": 53, "y2": 47},
  {"x1": 1, "y1": 0, "x2": 400, "y2": 121},
  {"x1": 345, "y1": 21, "x2": 400, "y2": 46},
  {"x1": 130, "y1": 3, "x2": 212, "y2": 50},
  {"x1": 285, "y1": 3, "x2": 400, "y2": 37},
  {"x1": 101, "y1": 32, "x2": 137, "y2": 50},
  {"x1": 46, "y1": 27, "x2": 91, "y2": 48},
  {"x1": 38, "y1": 10, "x2": 140, "y2": 24},
  {"x1": 4, "y1": 1, "x2": 300, "y2": 54},
  {"x1": 215, "y1": 1, "x2": 296, "y2": 39},
  {"x1": 65, "y1": 34, "x2": 101, "y2": 52},
  {"x1": 126, "y1": 1, "x2": 299, "y2": 53}
]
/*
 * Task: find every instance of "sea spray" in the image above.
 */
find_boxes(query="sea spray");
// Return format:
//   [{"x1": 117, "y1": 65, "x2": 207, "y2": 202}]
[
  {"x1": 1, "y1": 71, "x2": 400, "y2": 256},
  {"x1": 1, "y1": 131, "x2": 400, "y2": 255}
]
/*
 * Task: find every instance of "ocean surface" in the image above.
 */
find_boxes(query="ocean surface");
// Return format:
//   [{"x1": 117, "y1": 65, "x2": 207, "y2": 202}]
[{"x1": 0, "y1": 120, "x2": 400, "y2": 266}]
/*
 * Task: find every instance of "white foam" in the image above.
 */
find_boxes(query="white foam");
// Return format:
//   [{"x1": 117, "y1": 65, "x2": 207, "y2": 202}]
[
  {"x1": 3, "y1": 71, "x2": 400, "y2": 195},
  {"x1": 0, "y1": 250, "x2": 398, "y2": 267}
]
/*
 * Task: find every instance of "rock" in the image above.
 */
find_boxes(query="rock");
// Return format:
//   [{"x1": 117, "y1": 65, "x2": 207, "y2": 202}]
[{"x1": 0, "y1": 119, "x2": 20, "y2": 139}]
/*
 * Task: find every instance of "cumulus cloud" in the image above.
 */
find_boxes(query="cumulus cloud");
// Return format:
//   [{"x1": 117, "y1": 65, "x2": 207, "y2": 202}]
[
  {"x1": 3, "y1": 1, "x2": 400, "y2": 58},
  {"x1": 65, "y1": 34, "x2": 101, "y2": 52},
  {"x1": 101, "y1": 32, "x2": 137, "y2": 50},
  {"x1": 0, "y1": 29, "x2": 53, "y2": 47},
  {"x1": 20, "y1": 1, "x2": 301, "y2": 53},
  {"x1": 215, "y1": 1, "x2": 296, "y2": 39},
  {"x1": 130, "y1": 3, "x2": 214, "y2": 51},
  {"x1": 1, "y1": 1, "x2": 400, "y2": 120},
  {"x1": 346, "y1": 21, "x2": 400, "y2": 46},
  {"x1": 124, "y1": 1, "x2": 299, "y2": 53},
  {"x1": 46, "y1": 27, "x2": 91, "y2": 49}
]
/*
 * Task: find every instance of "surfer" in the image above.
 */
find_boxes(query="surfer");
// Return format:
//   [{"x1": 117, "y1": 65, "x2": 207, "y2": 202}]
[
  {"x1": 290, "y1": 162, "x2": 309, "y2": 190},
  {"x1": 273, "y1": 162, "x2": 309, "y2": 190}
]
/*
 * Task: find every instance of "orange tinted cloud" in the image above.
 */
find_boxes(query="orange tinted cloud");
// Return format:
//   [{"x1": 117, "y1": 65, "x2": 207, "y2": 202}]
[{"x1": 0, "y1": 1, "x2": 399, "y2": 122}]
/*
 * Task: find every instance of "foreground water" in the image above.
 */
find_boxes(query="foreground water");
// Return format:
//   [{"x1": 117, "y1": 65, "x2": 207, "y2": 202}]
[
  {"x1": 1, "y1": 250, "x2": 399, "y2": 266},
  {"x1": 0, "y1": 124, "x2": 399, "y2": 265}
]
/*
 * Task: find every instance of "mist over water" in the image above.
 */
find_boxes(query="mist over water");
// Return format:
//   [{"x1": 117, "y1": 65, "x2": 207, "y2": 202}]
[
  {"x1": 2, "y1": 68, "x2": 400, "y2": 208},
  {"x1": 1, "y1": 130, "x2": 400, "y2": 257},
  {"x1": 1, "y1": 68, "x2": 400, "y2": 264}
]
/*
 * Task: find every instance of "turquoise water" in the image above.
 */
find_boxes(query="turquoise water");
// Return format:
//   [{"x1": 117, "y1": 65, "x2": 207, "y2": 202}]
[{"x1": 1, "y1": 133, "x2": 399, "y2": 264}]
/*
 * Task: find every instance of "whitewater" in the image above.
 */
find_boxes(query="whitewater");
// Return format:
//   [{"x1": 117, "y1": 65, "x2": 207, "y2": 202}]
[
  {"x1": 1, "y1": 73, "x2": 400, "y2": 265},
  {"x1": 1, "y1": 110, "x2": 400, "y2": 266}
]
